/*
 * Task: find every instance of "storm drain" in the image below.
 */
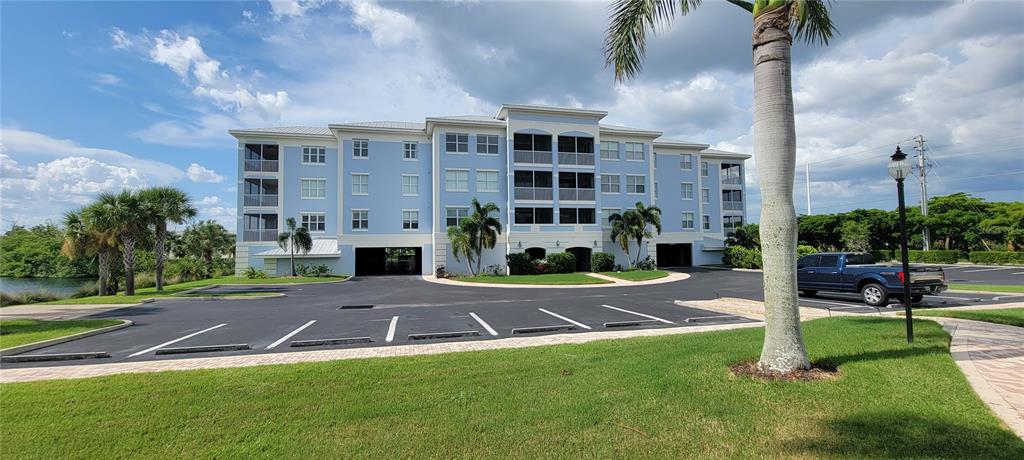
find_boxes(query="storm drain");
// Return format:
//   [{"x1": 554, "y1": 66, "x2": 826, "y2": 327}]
[
  {"x1": 290, "y1": 337, "x2": 372, "y2": 347},
  {"x1": 684, "y1": 315, "x2": 738, "y2": 323},
  {"x1": 339, "y1": 305, "x2": 374, "y2": 310},
  {"x1": 1, "y1": 352, "x2": 110, "y2": 363},
  {"x1": 155, "y1": 344, "x2": 250, "y2": 355},
  {"x1": 603, "y1": 319, "x2": 660, "y2": 328},
  {"x1": 511, "y1": 324, "x2": 577, "y2": 335},
  {"x1": 408, "y1": 330, "x2": 480, "y2": 340}
]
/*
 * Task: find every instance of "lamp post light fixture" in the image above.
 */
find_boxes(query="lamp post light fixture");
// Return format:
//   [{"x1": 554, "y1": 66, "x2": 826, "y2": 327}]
[{"x1": 889, "y1": 146, "x2": 914, "y2": 344}]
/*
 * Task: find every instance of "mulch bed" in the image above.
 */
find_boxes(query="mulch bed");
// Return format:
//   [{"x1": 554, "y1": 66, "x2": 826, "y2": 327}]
[{"x1": 729, "y1": 361, "x2": 840, "y2": 382}]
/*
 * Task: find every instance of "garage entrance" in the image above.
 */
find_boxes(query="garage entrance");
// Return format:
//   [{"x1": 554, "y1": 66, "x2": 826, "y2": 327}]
[
  {"x1": 565, "y1": 247, "x2": 592, "y2": 272},
  {"x1": 656, "y1": 243, "x2": 692, "y2": 268},
  {"x1": 355, "y1": 247, "x2": 422, "y2": 276}
]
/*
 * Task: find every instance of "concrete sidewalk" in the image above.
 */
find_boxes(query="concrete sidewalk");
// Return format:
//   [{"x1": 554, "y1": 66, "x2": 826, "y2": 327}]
[{"x1": 0, "y1": 303, "x2": 139, "y2": 320}]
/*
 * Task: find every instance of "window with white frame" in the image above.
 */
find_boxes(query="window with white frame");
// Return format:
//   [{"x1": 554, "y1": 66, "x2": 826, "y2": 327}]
[
  {"x1": 701, "y1": 161, "x2": 709, "y2": 177},
  {"x1": 681, "y1": 182, "x2": 694, "y2": 200},
  {"x1": 302, "y1": 146, "x2": 326, "y2": 164},
  {"x1": 682, "y1": 212, "x2": 695, "y2": 230},
  {"x1": 351, "y1": 210, "x2": 368, "y2": 230},
  {"x1": 476, "y1": 134, "x2": 498, "y2": 154},
  {"x1": 702, "y1": 188, "x2": 710, "y2": 204},
  {"x1": 445, "y1": 169, "x2": 469, "y2": 191},
  {"x1": 353, "y1": 139, "x2": 369, "y2": 158},
  {"x1": 402, "y1": 210, "x2": 419, "y2": 230},
  {"x1": 601, "y1": 208, "x2": 620, "y2": 228},
  {"x1": 626, "y1": 175, "x2": 646, "y2": 194},
  {"x1": 401, "y1": 174, "x2": 418, "y2": 196},
  {"x1": 300, "y1": 179, "x2": 326, "y2": 199},
  {"x1": 403, "y1": 142, "x2": 417, "y2": 160},
  {"x1": 600, "y1": 141, "x2": 619, "y2": 160},
  {"x1": 445, "y1": 133, "x2": 469, "y2": 153},
  {"x1": 680, "y1": 154, "x2": 693, "y2": 170},
  {"x1": 477, "y1": 170, "x2": 498, "y2": 192},
  {"x1": 300, "y1": 213, "x2": 326, "y2": 232},
  {"x1": 702, "y1": 215, "x2": 711, "y2": 231},
  {"x1": 351, "y1": 174, "x2": 369, "y2": 195},
  {"x1": 626, "y1": 142, "x2": 644, "y2": 161},
  {"x1": 600, "y1": 174, "x2": 620, "y2": 193},
  {"x1": 446, "y1": 207, "x2": 469, "y2": 228}
]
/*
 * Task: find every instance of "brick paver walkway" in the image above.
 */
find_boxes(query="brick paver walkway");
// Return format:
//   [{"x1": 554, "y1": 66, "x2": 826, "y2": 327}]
[{"x1": 935, "y1": 317, "x2": 1024, "y2": 439}]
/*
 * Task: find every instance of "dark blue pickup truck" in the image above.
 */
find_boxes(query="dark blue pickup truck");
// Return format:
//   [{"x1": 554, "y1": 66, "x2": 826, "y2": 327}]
[{"x1": 797, "y1": 252, "x2": 947, "y2": 306}]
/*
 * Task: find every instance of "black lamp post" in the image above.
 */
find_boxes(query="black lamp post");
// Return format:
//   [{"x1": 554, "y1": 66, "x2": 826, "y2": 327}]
[{"x1": 889, "y1": 146, "x2": 914, "y2": 344}]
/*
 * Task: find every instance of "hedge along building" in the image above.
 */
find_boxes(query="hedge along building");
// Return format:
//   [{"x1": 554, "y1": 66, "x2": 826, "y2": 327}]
[{"x1": 230, "y1": 104, "x2": 750, "y2": 276}]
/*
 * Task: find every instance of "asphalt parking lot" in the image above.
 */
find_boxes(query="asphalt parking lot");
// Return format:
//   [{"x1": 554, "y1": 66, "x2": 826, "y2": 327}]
[
  {"x1": 3, "y1": 268, "x2": 1020, "y2": 368},
  {"x1": 935, "y1": 264, "x2": 1023, "y2": 286}
]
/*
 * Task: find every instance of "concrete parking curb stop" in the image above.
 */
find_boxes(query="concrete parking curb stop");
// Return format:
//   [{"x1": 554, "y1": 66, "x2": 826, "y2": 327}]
[{"x1": 0, "y1": 320, "x2": 133, "y2": 357}]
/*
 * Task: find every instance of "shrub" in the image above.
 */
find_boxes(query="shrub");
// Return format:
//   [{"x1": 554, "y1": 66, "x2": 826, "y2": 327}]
[
  {"x1": 0, "y1": 290, "x2": 59, "y2": 307},
  {"x1": 591, "y1": 252, "x2": 615, "y2": 272},
  {"x1": 968, "y1": 251, "x2": 1024, "y2": 265},
  {"x1": 506, "y1": 252, "x2": 534, "y2": 275},
  {"x1": 132, "y1": 272, "x2": 157, "y2": 290},
  {"x1": 533, "y1": 259, "x2": 549, "y2": 275},
  {"x1": 166, "y1": 257, "x2": 206, "y2": 282},
  {"x1": 70, "y1": 282, "x2": 98, "y2": 299},
  {"x1": 797, "y1": 245, "x2": 818, "y2": 258},
  {"x1": 908, "y1": 250, "x2": 960, "y2": 264},
  {"x1": 244, "y1": 266, "x2": 268, "y2": 279},
  {"x1": 724, "y1": 246, "x2": 762, "y2": 269},
  {"x1": 632, "y1": 255, "x2": 656, "y2": 271},
  {"x1": 546, "y1": 252, "x2": 577, "y2": 274},
  {"x1": 296, "y1": 264, "x2": 332, "y2": 277},
  {"x1": 483, "y1": 264, "x2": 503, "y2": 276},
  {"x1": 870, "y1": 249, "x2": 895, "y2": 262}
]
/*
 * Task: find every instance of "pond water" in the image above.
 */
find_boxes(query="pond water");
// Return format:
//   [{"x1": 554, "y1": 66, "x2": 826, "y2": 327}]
[{"x1": 0, "y1": 277, "x2": 96, "y2": 297}]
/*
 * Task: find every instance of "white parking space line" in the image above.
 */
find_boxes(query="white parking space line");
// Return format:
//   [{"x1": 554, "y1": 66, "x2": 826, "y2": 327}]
[
  {"x1": 538, "y1": 308, "x2": 592, "y2": 330},
  {"x1": 385, "y1": 316, "x2": 399, "y2": 343},
  {"x1": 962, "y1": 267, "x2": 1014, "y2": 273},
  {"x1": 928, "y1": 295, "x2": 982, "y2": 301},
  {"x1": 469, "y1": 312, "x2": 498, "y2": 336},
  {"x1": 128, "y1": 323, "x2": 227, "y2": 357},
  {"x1": 1012, "y1": 272, "x2": 1024, "y2": 275},
  {"x1": 601, "y1": 304, "x2": 675, "y2": 324},
  {"x1": 266, "y1": 320, "x2": 317, "y2": 349}
]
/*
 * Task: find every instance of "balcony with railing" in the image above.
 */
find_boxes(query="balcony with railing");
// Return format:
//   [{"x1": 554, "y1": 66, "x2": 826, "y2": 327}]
[
  {"x1": 242, "y1": 229, "x2": 278, "y2": 242},
  {"x1": 557, "y1": 152, "x2": 595, "y2": 167},
  {"x1": 243, "y1": 194, "x2": 279, "y2": 207},
  {"x1": 514, "y1": 150, "x2": 553, "y2": 165},
  {"x1": 723, "y1": 201, "x2": 744, "y2": 212},
  {"x1": 722, "y1": 176, "x2": 742, "y2": 186},
  {"x1": 514, "y1": 187, "x2": 553, "y2": 201},
  {"x1": 558, "y1": 188, "x2": 596, "y2": 201},
  {"x1": 244, "y1": 159, "x2": 279, "y2": 173}
]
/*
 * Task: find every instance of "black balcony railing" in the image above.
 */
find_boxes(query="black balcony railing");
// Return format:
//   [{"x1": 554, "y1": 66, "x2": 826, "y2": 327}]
[
  {"x1": 244, "y1": 159, "x2": 279, "y2": 173},
  {"x1": 558, "y1": 188, "x2": 596, "y2": 201},
  {"x1": 242, "y1": 229, "x2": 278, "y2": 242},
  {"x1": 243, "y1": 194, "x2": 278, "y2": 207},
  {"x1": 514, "y1": 187, "x2": 553, "y2": 200},
  {"x1": 558, "y1": 152, "x2": 595, "y2": 166},
  {"x1": 513, "y1": 150, "x2": 553, "y2": 164}
]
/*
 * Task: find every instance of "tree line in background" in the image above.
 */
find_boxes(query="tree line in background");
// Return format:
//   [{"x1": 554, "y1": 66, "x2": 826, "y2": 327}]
[
  {"x1": 725, "y1": 193, "x2": 1023, "y2": 268},
  {"x1": 0, "y1": 187, "x2": 235, "y2": 296}
]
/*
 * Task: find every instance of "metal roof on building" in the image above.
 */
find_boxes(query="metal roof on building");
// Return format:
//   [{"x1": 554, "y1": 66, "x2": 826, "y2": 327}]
[{"x1": 253, "y1": 239, "x2": 341, "y2": 258}]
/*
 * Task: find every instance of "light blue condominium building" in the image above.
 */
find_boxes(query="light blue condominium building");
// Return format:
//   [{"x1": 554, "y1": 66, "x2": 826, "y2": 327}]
[{"x1": 229, "y1": 104, "x2": 749, "y2": 276}]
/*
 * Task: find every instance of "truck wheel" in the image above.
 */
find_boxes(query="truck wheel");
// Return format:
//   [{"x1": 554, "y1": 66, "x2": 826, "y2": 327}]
[
  {"x1": 800, "y1": 290, "x2": 818, "y2": 297},
  {"x1": 861, "y1": 283, "x2": 889, "y2": 307},
  {"x1": 911, "y1": 294, "x2": 924, "y2": 304}
]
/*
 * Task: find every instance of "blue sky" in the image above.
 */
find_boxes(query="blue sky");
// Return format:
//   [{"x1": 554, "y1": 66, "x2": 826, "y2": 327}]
[{"x1": 2, "y1": 0, "x2": 1022, "y2": 231}]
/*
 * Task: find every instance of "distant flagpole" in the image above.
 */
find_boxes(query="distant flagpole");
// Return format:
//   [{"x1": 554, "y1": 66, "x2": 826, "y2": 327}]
[{"x1": 805, "y1": 164, "x2": 811, "y2": 215}]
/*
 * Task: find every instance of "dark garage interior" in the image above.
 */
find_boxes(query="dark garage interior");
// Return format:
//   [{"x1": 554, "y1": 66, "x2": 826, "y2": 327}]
[
  {"x1": 656, "y1": 243, "x2": 692, "y2": 268},
  {"x1": 355, "y1": 247, "x2": 422, "y2": 276}
]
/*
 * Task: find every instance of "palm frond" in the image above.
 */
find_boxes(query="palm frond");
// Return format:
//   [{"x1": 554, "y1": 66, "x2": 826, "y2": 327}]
[
  {"x1": 792, "y1": 0, "x2": 836, "y2": 46},
  {"x1": 604, "y1": 0, "x2": 702, "y2": 82}
]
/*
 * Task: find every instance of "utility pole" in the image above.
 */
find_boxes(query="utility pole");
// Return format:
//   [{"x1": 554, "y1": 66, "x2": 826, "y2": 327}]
[
  {"x1": 805, "y1": 164, "x2": 811, "y2": 215},
  {"x1": 914, "y1": 135, "x2": 931, "y2": 250}
]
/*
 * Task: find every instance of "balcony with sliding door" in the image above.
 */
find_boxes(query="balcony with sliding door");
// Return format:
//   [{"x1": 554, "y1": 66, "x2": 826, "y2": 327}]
[
  {"x1": 513, "y1": 133, "x2": 553, "y2": 165},
  {"x1": 558, "y1": 172, "x2": 595, "y2": 202},
  {"x1": 244, "y1": 143, "x2": 279, "y2": 173},
  {"x1": 514, "y1": 170, "x2": 553, "y2": 201},
  {"x1": 556, "y1": 135, "x2": 595, "y2": 168},
  {"x1": 720, "y1": 163, "x2": 743, "y2": 187},
  {"x1": 242, "y1": 213, "x2": 279, "y2": 242},
  {"x1": 243, "y1": 178, "x2": 278, "y2": 208},
  {"x1": 722, "y1": 189, "x2": 744, "y2": 213}
]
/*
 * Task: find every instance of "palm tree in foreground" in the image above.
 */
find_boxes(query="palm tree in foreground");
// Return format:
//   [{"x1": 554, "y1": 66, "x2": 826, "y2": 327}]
[
  {"x1": 278, "y1": 217, "x2": 312, "y2": 277},
  {"x1": 182, "y1": 220, "x2": 235, "y2": 278},
  {"x1": 609, "y1": 210, "x2": 637, "y2": 267},
  {"x1": 468, "y1": 198, "x2": 503, "y2": 274},
  {"x1": 606, "y1": 0, "x2": 836, "y2": 372},
  {"x1": 140, "y1": 187, "x2": 196, "y2": 291},
  {"x1": 628, "y1": 201, "x2": 662, "y2": 267},
  {"x1": 89, "y1": 190, "x2": 149, "y2": 296},
  {"x1": 447, "y1": 221, "x2": 477, "y2": 276},
  {"x1": 61, "y1": 208, "x2": 119, "y2": 295}
]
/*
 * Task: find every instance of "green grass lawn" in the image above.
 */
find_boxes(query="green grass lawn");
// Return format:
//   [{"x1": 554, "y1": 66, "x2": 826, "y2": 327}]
[
  {"x1": 599, "y1": 270, "x2": 669, "y2": 281},
  {"x1": 3, "y1": 317, "x2": 1022, "y2": 458},
  {"x1": 949, "y1": 284, "x2": 1024, "y2": 294},
  {"x1": 452, "y1": 273, "x2": 611, "y2": 285},
  {"x1": 32, "y1": 275, "x2": 348, "y2": 305},
  {"x1": 914, "y1": 307, "x2": 1024, "y2": 328},
  {"x1": 0, "y1": 319, "x2": 122, "y2": 350}
]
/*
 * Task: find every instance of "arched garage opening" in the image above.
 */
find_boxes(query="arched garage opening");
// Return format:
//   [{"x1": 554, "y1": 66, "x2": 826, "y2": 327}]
[{"x1": 566, "y1": 247, "x2": 592, "y2": 272}]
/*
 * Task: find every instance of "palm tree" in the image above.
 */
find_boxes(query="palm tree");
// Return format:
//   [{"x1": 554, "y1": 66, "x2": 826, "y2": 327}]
[
  {"x1": 277, "y1": 217, "x2": 312, "y2": 277},
  {"x1": 628, "y1": 201, "x2": 662, "y2": 267},
  {"x1": 447, "y1": 221, "x2": 477, "y2": 275},
  {"x1": 605, "y1": 0, "x2": 836, "y2": 372},
  {"x1": 727, "y1": 223, "x2": 761, "y2": 249},
  {"x1": 468, "y1": 198, "x2": 503, "y2": 274},
  {"x1": 181, "y1": 220, "x2": 235, "y2": 278},
  {"x1": 87, "y1": 190, "x2": 150, "y2": 296},
  {"x1": 61, "y1": 208, "x2": 119, "y2": 295},
  {"x1": 140, "y1": 187, "x2": 197, "y2": 291},
  {"x1": 609, "y1": 210, "x2": 636, "y2": 267}
]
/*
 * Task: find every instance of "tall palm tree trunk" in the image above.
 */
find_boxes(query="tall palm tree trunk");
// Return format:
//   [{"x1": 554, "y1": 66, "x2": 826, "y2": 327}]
[
  {"x1": 290, "y1": 245, "x2": 296, "y2": 276},
  {"x1": 753, "y1": 6, "x2": 810, "y2": 372},
  {"x1": 97, "y1": 250, "x2": 110, "y2": 295},
  {"x1": 154, "y1": 223, "x2": 167, "y2": 291},
  {"x1": 122, "y1": 236, "x2": 137, "y2": 296}
]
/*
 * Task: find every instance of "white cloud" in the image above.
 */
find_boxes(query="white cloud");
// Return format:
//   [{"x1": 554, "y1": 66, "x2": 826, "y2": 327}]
[
  {"x1": 348, "y1": 0, "x2": 423, "y2": 47},
  {"x1": 110, "y1": 27, "x2": 133, "y2": 50},
  {"x1": 198, "y1": 206, "x2": 236, "y2": 231},
  {"x1": 94, "y1": 73, "x2": 121, "y2": 85},
  {"x1": 61, "y1": 30, "x2": 78, "y2": 39},
  {"x1": 199, "y1": 195, "x2": 221, "y2": 205},
  {"x1": 269, "y1": 0, "x2": 326, "y2": 19},
  {"x1": 186, "y1": 163, "x2": 225, "y2": 183}
]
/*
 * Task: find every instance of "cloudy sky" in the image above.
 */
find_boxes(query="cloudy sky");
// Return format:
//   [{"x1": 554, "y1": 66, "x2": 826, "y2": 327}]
[{"x1": 1, "y1": 0, "x2": 1021, "y2": 230}]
